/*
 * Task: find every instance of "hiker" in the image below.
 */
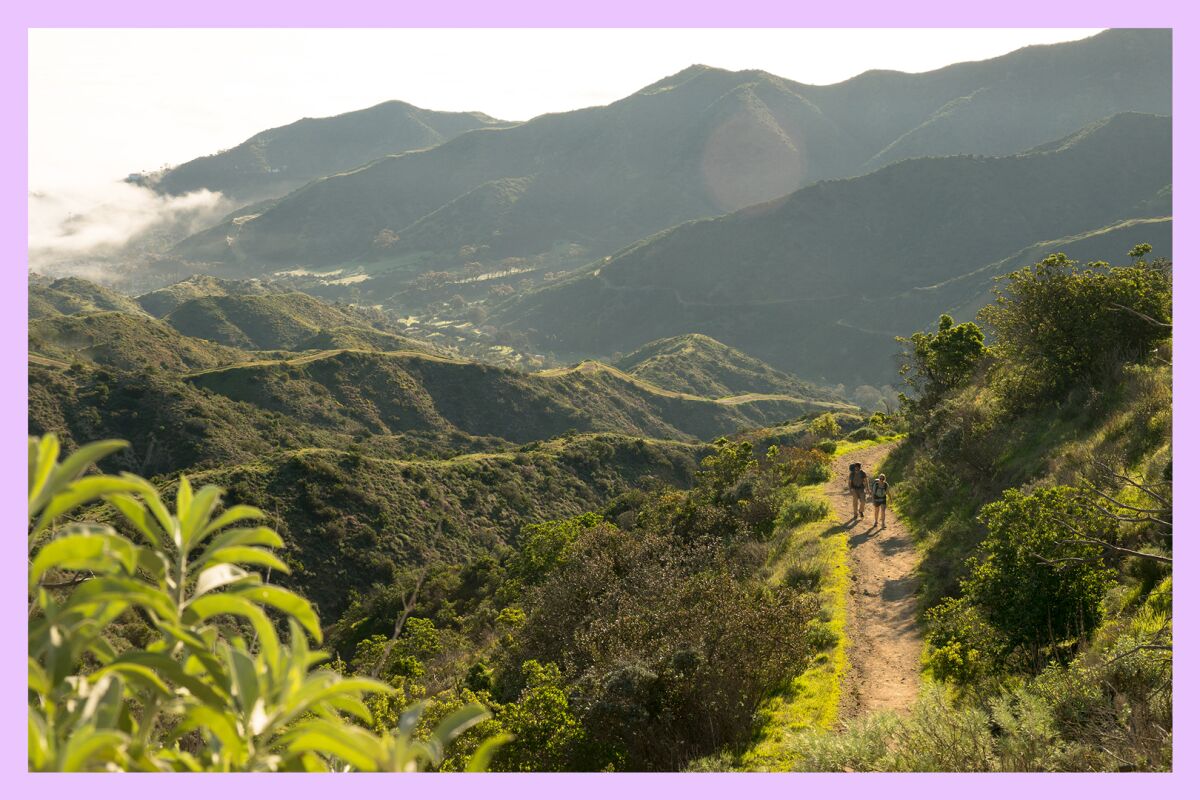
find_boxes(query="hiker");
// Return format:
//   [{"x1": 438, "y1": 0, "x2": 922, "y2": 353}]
[
  {"x1": 848, "y1": 462, "x2": 869, "y2": 520},
  {"x1": 871, "y1": 473, "x2": 890, "y2": 528}
]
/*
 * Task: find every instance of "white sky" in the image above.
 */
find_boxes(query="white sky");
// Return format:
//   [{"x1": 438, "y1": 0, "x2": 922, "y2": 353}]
[{"x1": 29, "y1": 28, "x2": 1103, "y2": 193}]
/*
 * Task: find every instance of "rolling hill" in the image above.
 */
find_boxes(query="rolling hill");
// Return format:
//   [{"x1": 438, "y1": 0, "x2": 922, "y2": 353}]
[
  {"x1": 169, "y1": 29, "x2": 1169, "y2": 277},
  {"x1": 493, "y1": 112, "x2": 1172, "y2": 386},
  {"x1": 134, "y1": 100, "x2": 513, "y2": 204},
  {"x1": 615, "y1": 333, "x2": 841, "y2": 400},
  {"x1": 30, "y1": 276, "x2": 150, "y2": 319}
]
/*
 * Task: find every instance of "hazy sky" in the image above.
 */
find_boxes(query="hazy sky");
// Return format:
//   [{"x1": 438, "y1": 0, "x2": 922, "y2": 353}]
[{"x1": 29, "y1": 28, "x2": 1104, "y2": 192}]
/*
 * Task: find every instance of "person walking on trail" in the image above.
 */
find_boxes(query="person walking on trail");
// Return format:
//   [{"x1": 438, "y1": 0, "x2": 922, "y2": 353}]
[
  {"x1": 871, "y1": 473, "x2": 890, "y2": 528},
  {"x1": 848, "y1": 462, "x2": 869, "y2": 521}
]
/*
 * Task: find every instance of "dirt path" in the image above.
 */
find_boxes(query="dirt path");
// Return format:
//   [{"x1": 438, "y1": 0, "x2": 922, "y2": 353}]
[{"x1": 828, "y1": 442, "x2": 922, "y2": 721}]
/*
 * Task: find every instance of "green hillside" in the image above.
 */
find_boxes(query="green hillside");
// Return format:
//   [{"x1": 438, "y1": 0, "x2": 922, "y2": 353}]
[
  {"x1": 187, "y1": 349, "x2": 845, "y2": 444},
  {"x1": 136, "y1": 274, "x2": 278, "y2": 317},
  {"x1": 495, "y1": 113, "x2": 1171, "y2": 385},
  {"x1": 136, "y1": 100, "x2": 513, "y2": 203},
  {"x1": 29, "y1": 275, "x2": 150, "y2": 319},
  {"x1": 163, "y1": 292, "x2": 378, "y2": 350},
  {"x1": 615, "y1": 333, "x2": 840, "y2": 400},
  {"x1": 170, "y1": 29, "x2": 1168, "y2": 275},
  {"x1": 29, "y1": 311, "x2": 246, "y2": 372}
]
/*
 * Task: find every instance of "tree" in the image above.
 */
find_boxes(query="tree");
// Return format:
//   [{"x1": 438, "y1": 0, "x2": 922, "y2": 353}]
[
  {"x1": 979, "y1": 249, "x2": 1170, "y2": 401},
  {"x1": 897, "y1": 313, "x2": 988, "y2": 408}
]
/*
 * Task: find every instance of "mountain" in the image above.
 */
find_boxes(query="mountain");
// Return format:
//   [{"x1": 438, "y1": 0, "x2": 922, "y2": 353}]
[
  {"x1": 134, "y1": 100, "x2": 513, "y2": 204},
  {"x1": 493, "y1": 112, "x2": 1172, "y2": 386},
  {"x1": 170, "y1": 29, "x2": 1169, "y2": 277},
  {"x1": 615, "y1": 333, "x2": 840, "y2": 400},
  {"x1": 30, "y1": 276, "x2": 150, "y2": 319}
]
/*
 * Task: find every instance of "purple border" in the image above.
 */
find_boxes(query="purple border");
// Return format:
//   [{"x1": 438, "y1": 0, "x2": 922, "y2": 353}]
[{"x1": 4, "y1": 2, "x2": 1194, "y2": 797}]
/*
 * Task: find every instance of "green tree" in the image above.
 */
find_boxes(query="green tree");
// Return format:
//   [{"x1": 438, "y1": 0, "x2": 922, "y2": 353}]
[
  {"x1": 979, "y1": 250, "x2": 1170, "y2": 401},
  {"x1": 897, "y1": 313, "x2": 988, "y2": 408}
]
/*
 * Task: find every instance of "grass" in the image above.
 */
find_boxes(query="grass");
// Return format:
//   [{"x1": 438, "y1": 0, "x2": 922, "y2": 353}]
[{"x1": 738, "y1": 489, "x2": 852, "y2": 770}]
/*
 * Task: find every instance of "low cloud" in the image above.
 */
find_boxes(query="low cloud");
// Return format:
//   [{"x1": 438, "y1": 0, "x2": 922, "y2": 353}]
[{"x1": 28, "y1": 180, "x2": 233, "y2": 269}]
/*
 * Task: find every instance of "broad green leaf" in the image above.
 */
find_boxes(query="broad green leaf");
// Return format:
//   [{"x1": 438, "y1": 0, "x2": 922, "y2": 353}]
[
  {"x1": 236, "y1": 585, "x2": 321, "y2": 643},
  {"x1": 67, "y1": 577, "x2": 177, "y2": 621},
  {"x1": 282, "y1": 720, "x2": 382, "y2": 772},
  {"x1": 60, "y1": 726, "x2": 129, "y2": 772},
  {"x1": 28, "y1": 435, "x2": 60, "y2": 515},
  {"x1": 200, "y1": 505, "x2": 266, "y2": 540},
  {"x1": 33, "y1": 475, "x2": 144, "y2": 539},
  {"x1": 466, "y1": 732, "x2": 514, "y2": 772},
  {"x1": 30, "y1": 529, "x2": 137, "y2": 585},
  {"x1": 206, "y1": 547, "x2": 290, "y2": 574},
  {"x1": 105, "y1": 492, "x2": 166, "y2": 549},
  {"x1": 194, "y1": 526, "x2": 283, "y2": 571},
  {"x1": 28, "y1": 707, "x2": 51, "y2": 771},
  {"x1": 180, "y1": 484, "x2": 223, "y2": 551}
]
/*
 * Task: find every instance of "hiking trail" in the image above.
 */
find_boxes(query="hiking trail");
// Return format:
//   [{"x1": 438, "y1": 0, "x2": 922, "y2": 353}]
[{"x1": 827, "y1": 442, "x2": 922, "y2": 721}]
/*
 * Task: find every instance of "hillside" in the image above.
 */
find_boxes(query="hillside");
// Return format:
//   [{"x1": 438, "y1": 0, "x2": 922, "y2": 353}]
[
  {"x1": 29, "y1": 312, "x2": 246, "y2": 372},
  {"x1": 169, "y1": 29, "x2": 1168, "y2": 277},
  {"x1": 615, "y1": 333, "x2": 840, "y2": 400},
  {"x1": 136, "y1": 274, "x2": 278, "y2": 317},
  {"x1": 29, "y1": 275, "x2": 150, "y2": 319},
  {"x1": 187, "y1": 349, "x2": 846, "y2": 444},
  {"x1": 163, "y1": 292, "x2": 381, "y2": 350},
  {"x1": 494, "y1": 113, "x2": 1172, "y2": 385},
  {"x1": 135, "y1": 100, "x2": 513, "y2": 203}
]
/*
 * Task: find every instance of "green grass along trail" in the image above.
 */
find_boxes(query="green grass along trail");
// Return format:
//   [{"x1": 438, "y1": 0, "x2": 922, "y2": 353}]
[{"x1": 832, "y1": 441, "x2": 922, "y2": 721}]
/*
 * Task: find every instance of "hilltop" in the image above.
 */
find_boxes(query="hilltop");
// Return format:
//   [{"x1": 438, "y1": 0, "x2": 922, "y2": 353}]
[
  {"x1": 134, "y1": 100, "x2": 513, "y2": 204},
  {"x1": 615, "y1": 333, "x2": 840, "y2": 400},
  {"x1": 169, "y1": 29, "x2": 1169, "y2": 277}
]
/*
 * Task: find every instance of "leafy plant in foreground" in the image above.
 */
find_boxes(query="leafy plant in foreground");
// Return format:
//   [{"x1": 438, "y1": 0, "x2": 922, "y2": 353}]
[{"x1": 28, "y1": 434, "x2": 497, "y2": 771}]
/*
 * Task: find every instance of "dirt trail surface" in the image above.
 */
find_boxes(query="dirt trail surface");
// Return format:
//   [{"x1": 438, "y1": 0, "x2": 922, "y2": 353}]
[{"x1": 829, "y1": 442, "x2": 922, "y2": 722}]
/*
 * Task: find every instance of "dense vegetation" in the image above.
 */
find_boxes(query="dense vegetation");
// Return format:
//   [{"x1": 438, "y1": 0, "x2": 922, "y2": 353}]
[
  {"x1": 800, "y1": 245, "x2": 1172, "y2": 771},
  {"x1": 28, "y1": 435, "x2": 499, "y2": 771}
]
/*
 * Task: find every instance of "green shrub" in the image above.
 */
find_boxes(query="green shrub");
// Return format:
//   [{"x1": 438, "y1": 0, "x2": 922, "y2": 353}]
[
  {"x1": 782, "y1": 560, "x2": 824, "y2": 592},
  {"x1": 847, "y1": 426, "x2": 879, "y2": 442},
  {"x1": 775, "y1": 487, "x2": 830, "y2": 528},
  {"x1": 815, "y1": 439, "x2": 838, "y2": 454},
  {"x1": 27, "y1": 435, "x2": 497, "y2": 772}
]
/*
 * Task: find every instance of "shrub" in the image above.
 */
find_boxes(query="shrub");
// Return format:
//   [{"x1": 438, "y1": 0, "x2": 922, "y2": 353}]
[
  {"x1": 847, "y1": 426, "x2": 880, "y2": 442},
  {"x1": 966, "y1": 486, "x2": 1119, "y2": 664},
  {"x1": 815, "y1": 439, "x2": 838, "y2": 454},
  {"x1": 775, "y1": 487, "x2": 830, "y2": 528},
  {"x1": 27, "y1": 435, "x2": 496, "y2": 772}
]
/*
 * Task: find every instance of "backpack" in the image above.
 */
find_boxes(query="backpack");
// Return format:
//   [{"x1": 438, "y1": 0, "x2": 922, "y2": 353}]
[
  {"x1": 872, "y1": 479, "x2": 888, "y2": 499},
  {"x1": 849, "y1": 463, "x2": 865, "y2": 488}
]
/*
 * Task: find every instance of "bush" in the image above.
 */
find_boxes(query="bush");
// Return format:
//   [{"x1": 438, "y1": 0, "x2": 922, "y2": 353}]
[
  {"x1": 783, "y1": 560, "x2": 824, "y2": 592},
  {"x1": 27, "y1": 435, "x2": 496, "y2": 772},
  {"x1": 979, "y1": 250, "x2": 1171, "y2": 404},
  {"x1": 847, "y1": 426, "x2": 880, "y2": 442},
  {"x1": 966, "y1": 486, "x2": 1119, "y2": 664},
  {"x1": 815, "y1": 439, "x2": 838, "y2": 454},
  {"x1": 775, "y1": 486, "x2": 830, "y2": 527}
]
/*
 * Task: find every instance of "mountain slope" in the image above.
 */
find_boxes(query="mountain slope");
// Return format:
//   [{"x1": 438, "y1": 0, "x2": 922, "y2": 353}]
[
  {"x1": 170, "y1": 30, "x2": 1169, "y2": 276},
  {"x1": 494, "y1": 113, "x2": 1172, "y2": 385},
  {"x1": 135, "y1": 100, "x2": 513, "y2": 203},
  {"x1": 30, "y1": 276, "x2": 150, "y2": 320},
  {"x1": 29, "y1": 312, "x2": 246, "y2": 372}
]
